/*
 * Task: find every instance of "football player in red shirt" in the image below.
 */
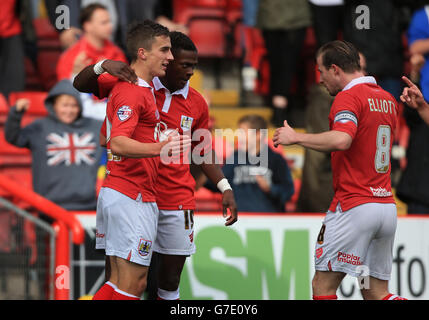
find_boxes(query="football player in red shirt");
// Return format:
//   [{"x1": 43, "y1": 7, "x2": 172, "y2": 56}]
[
  {"x1": 91, "y1": 21, "x2": 191, "y2": 300},
  {"x1": 274, "y1": 40, "x2": 406, "y2": 300},
  {"x1": 74, "y1": 31, "x2": 237, "y2": 300}
]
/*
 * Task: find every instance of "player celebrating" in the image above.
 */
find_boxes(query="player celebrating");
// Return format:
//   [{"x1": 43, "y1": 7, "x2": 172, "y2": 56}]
[
  {"x1": 74, "y1": 31, "x2": 238, "y2": 300},
  {"x1": 273, "y1": 40, "x2": 406, "y2": 300},
  {"x1": 93, "y1": 21, "x2": 191, "y2": 300}
]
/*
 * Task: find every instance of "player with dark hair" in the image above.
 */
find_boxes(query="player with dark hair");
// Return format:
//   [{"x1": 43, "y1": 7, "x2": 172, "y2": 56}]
[
  {"x1": 90, "y1": 20, "x2": 191, "y2": 300},
  {"x1": 274, "y1": 40, "x2": 406, "y2": 300},
  {"x1": 74, "y1": 29, "x2": 237, "y2": 300}
]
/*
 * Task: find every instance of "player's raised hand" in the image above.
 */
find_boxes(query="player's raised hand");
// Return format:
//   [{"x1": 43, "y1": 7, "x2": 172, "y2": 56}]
[
  {"x1": 400, "y1": 76, "x2": 427, "y2": 110},
  {"x1": 273, "y1": 120, "x2": 297, "y2": 147},
  {"x1": 15, "y1": 98, "x2": 30, "y2": 113},
  {"x1": 101, "y1": 60, "x2": 138, "y2": 84},
  {"x1": 222, "y1": 189, "x2": 238, "y2": 226}
]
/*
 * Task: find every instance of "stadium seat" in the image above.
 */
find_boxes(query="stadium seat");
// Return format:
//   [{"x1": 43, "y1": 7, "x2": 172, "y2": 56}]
[
  {"x1": 0, "y1": 93, "x2": 8, "y2": 125},
  {"x1": 8, "y1": 91, "x2": 48, "y2": 116},
  {"x1": 188, "y1": 18, "x2": 228, "y2": 57},
  {"x1": 33, "y1": 17, "x2": 61, "y2": 50},
  {"x1": 36, "y1": 50, "x2": 62, "y2": 91},
  {"x1": 195, "y1": 187, "x2": 223, "y2": 211}
]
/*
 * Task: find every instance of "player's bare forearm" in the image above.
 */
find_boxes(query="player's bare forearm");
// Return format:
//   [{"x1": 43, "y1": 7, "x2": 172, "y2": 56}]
[
  {"x1": 111, "y1": 136, "x2": 165, "y2": 158},
  {"x1": 73, "y1": 64, "x2": 100, "y2": 96},
  {"x1": 409, "y1": 39, "x2": 429, "y2": 56},
  {"x1": 199, "y1": 150, "x2": 224, "y2": 184},
  {"x1": 295, "y1": 130, "x2": 352, "y2": 152}
]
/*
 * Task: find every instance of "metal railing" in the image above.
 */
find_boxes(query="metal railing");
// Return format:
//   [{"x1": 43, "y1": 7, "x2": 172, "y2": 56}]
[{"x1": 0, "y1": 174, "x2": 85, "y2": 299}]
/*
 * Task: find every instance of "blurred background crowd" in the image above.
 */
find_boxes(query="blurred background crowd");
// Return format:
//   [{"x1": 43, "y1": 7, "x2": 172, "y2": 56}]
[{"x1": 1, "y1": 0, "x2": 429, "y2": 216}]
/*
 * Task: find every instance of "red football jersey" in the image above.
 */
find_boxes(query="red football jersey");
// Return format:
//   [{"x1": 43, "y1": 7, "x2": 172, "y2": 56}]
[
  {"x1": 98, "y1": 75, "x2": 211, "y2": 210},
  {"x1": 328, "y1": 77, "x2": 398, "y2": 212},
  {"x1": 101, "y1": 79, "x2": 160, "y2": 202}
]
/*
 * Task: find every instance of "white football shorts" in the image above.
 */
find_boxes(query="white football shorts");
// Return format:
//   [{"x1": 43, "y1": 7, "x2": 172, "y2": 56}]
[
  {"x1": 153, "y1": 209, "x2": 196, "y2": 256},
  {"x1": 95, "y1": 187, "x2": 158, "y2": 266},
  {"x1": 314, "y1": 202, "x2": 397, "y2": 280}
]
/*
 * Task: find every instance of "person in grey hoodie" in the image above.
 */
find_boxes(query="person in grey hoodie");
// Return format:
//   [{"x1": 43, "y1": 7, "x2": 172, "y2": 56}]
[{"x1": 5, "y1": 79, "x2": 103, "y2": 211}]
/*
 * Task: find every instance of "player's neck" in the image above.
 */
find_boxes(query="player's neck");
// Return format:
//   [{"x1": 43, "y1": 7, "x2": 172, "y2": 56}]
[
  {"x1": 159, "y1": 77, "x2": 179, "y2": 93},
  {"x1": 131, "y1": 61, "x2": 154, "y2": 84},
  {"x1": 341, "y1": 71, "x2": 366, "y2": 89}
]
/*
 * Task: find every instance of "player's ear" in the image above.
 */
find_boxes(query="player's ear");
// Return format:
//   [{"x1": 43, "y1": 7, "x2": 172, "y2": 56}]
[
  {"x1": 331, "y1": 64, "x2": 341, "y2": 76},
  {"x1": 137, "y1": 47, "x2": 147, "y2": 61}
]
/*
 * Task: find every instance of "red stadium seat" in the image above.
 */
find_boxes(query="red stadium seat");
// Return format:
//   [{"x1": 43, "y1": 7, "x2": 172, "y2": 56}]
[
  {"x1": 8, "y1": 91, "x2": 48, "y2": 116},
  {"x1": 188, "y1": 18, "x2": 228, "y2": 57},
  {"x1": 37, "y1": 50, "x2": 62, "y2": 91},
  {"x1": 0, "y1": 93, "x2": 8, "y2": 124}
]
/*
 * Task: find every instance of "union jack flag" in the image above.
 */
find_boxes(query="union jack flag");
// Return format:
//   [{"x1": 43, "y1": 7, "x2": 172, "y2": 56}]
[{"x1": 46, "y1": 132, "x2": 97, "y2": 166}]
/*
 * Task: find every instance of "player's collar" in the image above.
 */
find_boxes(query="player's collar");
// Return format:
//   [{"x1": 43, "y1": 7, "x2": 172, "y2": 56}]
[
  {"x1": 137, "y1": 77, "x2": 153, "y2": 88},
  {"x1": 342, "y1": 76, "x2": 377, "y2": 91},
  {"x1": 152, "y1": 77, "x2": 189, "y2": 99}
]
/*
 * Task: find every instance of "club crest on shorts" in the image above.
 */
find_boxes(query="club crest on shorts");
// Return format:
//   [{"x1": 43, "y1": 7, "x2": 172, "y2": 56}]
[
  {"x1": 117, "y1": 105, "x2": 132, "y2": 121},
  {"x1": 180, "y1": 115, "x2": 193, "y2": 131},
  {"x1": 138, "y1": 238, "x2": 152, "y2": 256}
]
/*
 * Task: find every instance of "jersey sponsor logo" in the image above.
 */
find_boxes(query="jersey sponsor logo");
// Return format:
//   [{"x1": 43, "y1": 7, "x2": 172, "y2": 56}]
[
  {"x1": 95, "y1": 230, "x2": 105, "y2": 238},
  {"x1": 180, "y1": 115, "x2": 193, "y2": 131},
  {"x1": 46, "y1": 132, "x2": 97, "y2": 166},
  {"x1": 334, "y1": 111, "x2": 358, "y2": 126},
  {"x1": 138, "y1": 238, "x2": 152, "y2": 257},
  {"x1": 117, "y1": 105, "x2": 132, "y2": 121},
  {"x1": 337, "y1": 251, "x2": 362, "y2": 265},
  {"x1": 370, "y1": 187, "x2": 392, "y2": 197}
]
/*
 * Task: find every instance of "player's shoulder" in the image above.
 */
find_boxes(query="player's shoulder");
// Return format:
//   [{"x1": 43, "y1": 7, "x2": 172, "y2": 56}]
[
  {"x1": 110, "y1": 81, "x2": 148, "y2": 104},
  {"x1": 187, "y1": 87, "x2": 209, "y2": 112}
]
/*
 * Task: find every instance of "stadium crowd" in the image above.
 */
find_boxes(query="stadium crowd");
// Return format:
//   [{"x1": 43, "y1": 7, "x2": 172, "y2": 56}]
[{"x1": 1, "y1": 0, "x2": 429, "y2": 215}]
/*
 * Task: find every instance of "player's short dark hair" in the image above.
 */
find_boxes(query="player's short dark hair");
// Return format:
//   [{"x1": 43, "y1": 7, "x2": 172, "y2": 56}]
[
  {"x1": 79, "y1": 3, "x2": 108, "y2": 27},
  {"x1": 126, "y1": 20, "x2": 170, "y2": 62},
  {"x1": 317, "y1": 40, "x2": 361, "y2": 73},
  {"x1": 169, "y1": 31, "x2": 197, "y2": 55},
  {"x1": 238, "y1": 114, "x2": 268, "y2": 131}
]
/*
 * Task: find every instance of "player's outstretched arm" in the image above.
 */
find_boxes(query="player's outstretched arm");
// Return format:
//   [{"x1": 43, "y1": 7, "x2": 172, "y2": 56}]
[
  {"x1": 401, "y1": 76, "x2": 429, "y2": 126},
  {"x1": 73, "y1": 60, "x2": 138, "y2": 97},
  {"x1": 110, "y1": 134, "x2": 191, "y2": 158},
  {"x1": 273, "y1": 120, "x2": 352, "y2": 152},
  {"x1": 199, "y1": 150, "x2": 238, "y2": 226}
]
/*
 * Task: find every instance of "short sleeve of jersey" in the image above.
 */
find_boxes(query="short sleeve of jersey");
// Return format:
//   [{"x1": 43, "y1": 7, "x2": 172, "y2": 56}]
[
  {"x1": 100, "y1": 117, "x2": 107, "y2": 137},
  {"x1": 109, "y1": 89, "x2": 142, "y2": 139},
  {"x1": 330, "y1": 92, "x2": 360, "y2": 139},
  {"x1": 408, "y1": 8, "x2": 429, "y2": 46},
  {"x1": 191, "y1": 94, "x2": 212, "y2": 155},
  {"x1": 98, "y1": 74, "x2": 119, "y2": 99}
]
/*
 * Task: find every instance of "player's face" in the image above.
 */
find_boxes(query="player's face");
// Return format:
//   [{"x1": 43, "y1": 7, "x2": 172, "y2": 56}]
[
  {"x1": 164, "y1": 49, "x2": 198, "y2": 92},
  {"x1": 86, "y1": 8, "x2": 113, "y2": 40},
  {"x1": 53, "y1": 94, "x2": 80, "y2": 124},
  {"x1": 317, "y1": 55, "x2": 341, "y2": 96},
  {"x1": 147, "y1": 35, "x2": 174, "y2": 78}
]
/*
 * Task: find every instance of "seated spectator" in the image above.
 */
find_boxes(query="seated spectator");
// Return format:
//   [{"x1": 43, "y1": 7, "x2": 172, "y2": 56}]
[
  {"x1": 56, "y1": 3, "x2": 127, "y2": 121},
  {"x1": 56, "y1": 3, "x2": 127, "y2": 81},
  {"x1": 204, "y1": 115, "x2": 295, "y2": 212},
  {"x1": 5, "y1": 80, "x2": 103, "y2": 211}
]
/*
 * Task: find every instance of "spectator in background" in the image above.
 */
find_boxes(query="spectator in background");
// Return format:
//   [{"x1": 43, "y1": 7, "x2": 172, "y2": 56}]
[
  {"x1": 56, "y1": 3, "x2": 127, "y2": 120},
  {"x1": 46, "y1": 0, "x2": 187, "y2": 51},
  {"x1": 56, "y1": 3, "x2": 127, "y2": 81},
  {"x1": 0, "y1": 0, "x2": 26, "y2": 99},
  {"x1": 256, "y1": 0, "x2": 312, "y2": 127},
  {"x1": 308, "y1": 0, "x2": 344, "y2": 47},
  {"x1": 5, "y1": 79, "x2": 103, "y2": 211},
  {"x1": 395, "y1": 6, "x2": 429, "y2": 214},
  {"x1": 343, "y1": 0, "x2": 403, "y2": 100},
  {"x1": 205, "y1": 115, "x2": 295, "y2": 212}
]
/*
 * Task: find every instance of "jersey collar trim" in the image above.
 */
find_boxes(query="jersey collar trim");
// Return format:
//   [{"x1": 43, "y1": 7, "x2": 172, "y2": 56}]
[
  {"x1": 152, "y1": 77, "x2": 189, "y2": 99},
  {"x1": 342, "y1": 76, "x2": 377, "y2": 91},
  {"x1": 137, "y1": 77, "x2": 153, "y2": 88}
]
